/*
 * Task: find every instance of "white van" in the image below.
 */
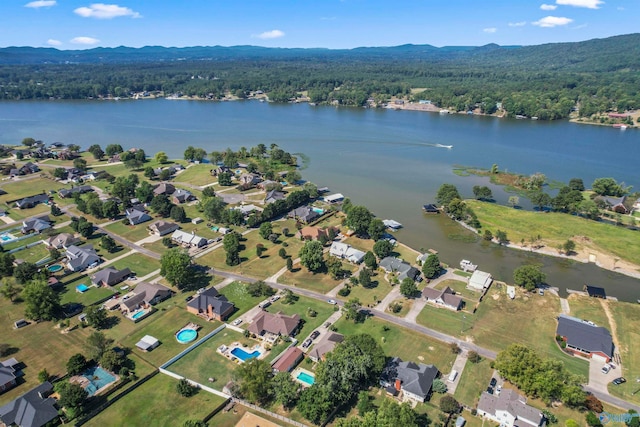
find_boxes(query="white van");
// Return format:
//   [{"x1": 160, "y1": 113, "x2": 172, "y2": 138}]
[{"x1": 448, "y1": 370, "x2": 458, "y2": 382}]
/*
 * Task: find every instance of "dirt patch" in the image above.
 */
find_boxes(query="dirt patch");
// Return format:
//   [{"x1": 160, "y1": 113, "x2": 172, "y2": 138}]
[
  {"x1": 492, "y1": 294, "x2": 500, "y2": 300},
  {"x1": 600, "y1": 300, "x2": 619, "y2": 348},
  {"x1": 418, "y1": 355, "x2": 424, "y2": 361},
  {"x1": 428, "y1": 346, "x2": 434, "y2": 351}
]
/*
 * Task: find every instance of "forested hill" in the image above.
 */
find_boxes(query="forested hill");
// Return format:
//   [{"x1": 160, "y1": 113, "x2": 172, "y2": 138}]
[{"x1": 1, "y1": 33, "x2": 639, "y2": 120}]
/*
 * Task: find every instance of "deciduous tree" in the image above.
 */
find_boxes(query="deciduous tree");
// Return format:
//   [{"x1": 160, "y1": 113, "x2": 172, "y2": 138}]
[
  {"x1": 160, "y1": 248, "x2": 194, "y2": 289},
  {"x1": 513, "y1": 264, "x2": 546, "y2": 291},
  {"x1": 422, "y1": 254, "x2": 440, "y2": 279},
  {"x1": 22, "y1": 280, "x2": 60, "y2": 321},
  {"x1": 299, "y1": 240, "x2": 324, "y2": 272}
]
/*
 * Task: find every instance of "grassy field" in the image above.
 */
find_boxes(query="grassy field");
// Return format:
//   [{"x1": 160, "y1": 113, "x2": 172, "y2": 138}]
[
  {"x1": 339, "y1": 272, "x2": 392, "y2": 306},
  {"x1": 220, "y1": 281, "x2": 266, "y2": 321},
  {"x1": 332, "y1": 316, "x2": 457, "y2": 373},
  {"x1": 59, "y1": 278, "x2": 115, "y2": 306},
  {"x1": 265, "y1": 295, "x2": 337, "y2": 340},
  {"x1": 0, "y1": 177, "x2": 64, "y2": 202},
  {"x1": 416, "y1": 304, "x2": 470, "y2": 337},
  {"x1": 387, "y1": 298, "x2": 413, "y2": 317},
  {"x1": 454, "y1": 358, "x2": 494, "y2": 407},
  {"x1": 467, "y1": 200, "x2": 640, "y2": 266},
  {"x1": 104, "y1": 221, "x2": 154, "y2": 243},
  {"x1": 173, "y1": 163, "x2": 215, "y2": 186},
  {"x1": 279, "y1": 262, "x2": 353, "y2": 294},
  {"x1": 85, "y1": 373, "x2": 226, "y2": 427},
  {"x1": 108, "y1": 252, "x2": 161, "y2": 278},
  {"x1": 567, "y1": 295, "x2": 610, "y2": 328},
  {"x1": 608, "y1": 301, "x2": 640, "y2": 405},
  {"x1": 434, "y1": 279, "x2": 481, "y2": 301},
  {"x1": 14, "y1": 242, "x2": 50, "y2": 264}
]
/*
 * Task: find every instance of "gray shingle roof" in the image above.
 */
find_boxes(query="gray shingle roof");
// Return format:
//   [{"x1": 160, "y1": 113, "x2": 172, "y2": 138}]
[
  {"x1": 381, "y1": 357, "x2": 438, "y2": 399},
  {"x1": 478, "y1": 389, "x2": 543, "y2": 427},
  {"x1": 187, "y1": 288, "x2": 234, "y2": 316},
  {"x1": 0, "y1": 382, "x2": 58, "y2": 427},
  {"x1": 556, "y1": 314, "x2": 613, "y2": 358}
]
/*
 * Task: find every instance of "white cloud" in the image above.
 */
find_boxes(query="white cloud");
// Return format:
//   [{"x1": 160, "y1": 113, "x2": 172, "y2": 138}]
[
  {"x1": 540, "y1": 4, "x2": 557, "y2": 10},
  {"x1": 555, "y1": 0, "x2": 604, "y2": 9},
  {"x1": 70, "y1": 36, "x2": 100, "y2": 45},
  {"x1": 74, "y1": 3, "x2": 141, "y2": 19},
  {"x1": 508, "y1": 21, "x2": 527, "y2": 27},
  {"x1": 483, "y1": 27, "x2": 497, "y2": 33},
  {"x1": 24, "y1": 0, "x2": 56, "y2": 8},
  {"x1": 47, "y1": 39, "x2": 62, "y2": 46},
  {"x1": 254, "y1": 30, "x2": 285, "y2": 40},
  {"x1": 532, "y1": 16, "x2": 574, "y2": 27}
]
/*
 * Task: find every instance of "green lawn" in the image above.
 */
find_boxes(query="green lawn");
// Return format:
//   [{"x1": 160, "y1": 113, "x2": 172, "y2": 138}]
[
  {"x1": 85, "y1": 373, "x2": 226, "y2": 427},
  {"x1": 386, "y1": 298, "x2": 413, "y2": 317},
  {"x1": 4, "y1": 203, "x2": 54, "y2": 222},
  {"x1": 434, "y1": 279, "x2": 480, "y2": 301},
  {"x1": 279, "y1": 262, "x2": 357, "y2": 295},
  {"x1": 59, "y1": 277, "x2": 115, "y2": 306},
  {"x1": 104, "y1": 221, "x2": 154, "y2": 243},
  {"x1": 567, "y1": 295, "x2": 610, "y2": 328},
  {"x1": 608, "y1": 301, "x2": 640, "y2": 405},
  {"x1": 340, "y1": 274, "x2": 393, "y2": 307},
  {"x1": 467, "y1": 199, "x2": 640, "y2": 266},
  {"x1": 108, "y1": 252, "x2": 161, "y2": 278},
  {"x1": 173, "y1": 163, "x2": 215, "y2": 186},
  {"x1": 0, "y1": 177, "x2": 65, "y2": 203},
  {"x1": 14, "y1": 243, "x2": 51, "y2": 264},
  {"x1": 454, "y1": 358, "x2": 494, "y2": 407},
  {"x1": 332, "y1": 316, "x2": 457, "y2": 373},
  {"x1": 265, "y1": 295, "x2": 337, "y2": 340},
  {"x1": 220, "y1": 281, "x2": 265, "y2": 321},
  {"x1": 416, "y1": 303, "x2": 470, "y2": 337}
]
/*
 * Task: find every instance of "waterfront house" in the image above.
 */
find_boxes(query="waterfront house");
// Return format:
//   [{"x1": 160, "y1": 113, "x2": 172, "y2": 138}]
[
  {"x1": 45, "y1": 232, "x2": 80, "y2": 249},
  {"x1": 21, "y1": 215, "x2": 53, "y2": 234},
  {"x1": 58, "y1": 185, "x2": 93, "y2": 199},
  {"x1": 596, "y1": 195, "x2": 628, "y2": 214},
  {"x1": 422, "y1": 286, "x2": 463, "y2": 311},
  {"x1": 239, "y1": 173, "x2": 263, "y2": 186},
  {"x1": 186, "y1": 288, "x2": 235, "y2": 321},
  {"x1": 477, "y1": 389, "x2": 544, "y2": 427},
  {"x1": 265, "y1": 189, "x2": 285, "y2": 204},
  {"x1": 153, "y1": 182, "x2": 176, "y2": 196},
  {"x1": 467, "y1": 270, "x2": 492, "y2": 292},
  {"x1": 308, "y1": 332, "x2": 344, "y2": 362},
  {"x1": 91, "y1": 267, "x2": 132, "y2": 287},
  {"x1": 19, "y1": 162, "x2": 40, "y2": 175},
  {"x1": 171, "y1": 189, "x2": 194, "y2": 204},
  {"x1": 148, "y1": 220, "x2": 180, "y2": 236},
  {"x1": 248, "y1": 310, "x2": 301, "y2": 341},
  {"x1": 329, "y1": 242, "x2": 365, "y2": 264},
  {"x1": 15, "y1": 193, "x2": 49, "y2": 209},
  {"x1": 556, "y1": 314, "x2": 613, "y2": 362},
  {"x1": 0, "y1": 381, "x2": 59, "y2": 427},
  {"x1": 121, "y1": 282, "x2": 172, "y2": 315},
  {"x1": 0, "y1": 358, "x2": 20, "y2": 393},
  {"x1": 380, "y1": 357, "x2": 439, "y2": 403},
  {"x1": 65, "y1": 244, "x2": 100, "y2": 272},
  {"x1": 171, "y1": 229, "x2": 207, "y2": 248},
  {"x1": 272, "y1": 347, "x2": 304, "y2": 373},
  {"x1": 379, "y1": 257, "x2": 421, "y2": 282},
  {"x1": 288, "y1": 206, "x2": 319, "y2": 224},
  {"x1": 126, "y1": 207, "x2": 152, "y2": 225}
]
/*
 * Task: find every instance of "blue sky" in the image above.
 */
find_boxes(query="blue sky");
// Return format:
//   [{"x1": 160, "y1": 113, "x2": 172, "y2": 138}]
[{"x1": 1, "y1": 0, "x2": 638, "y2": 49}]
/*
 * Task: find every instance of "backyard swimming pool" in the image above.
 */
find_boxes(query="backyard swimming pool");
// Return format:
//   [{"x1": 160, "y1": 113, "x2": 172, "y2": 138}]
[
  {"x1": 131, "y1": 310, "x2": 147, "y2": 320},
  {"x1": 47, "y1": 264, "x2": 63, "y2": 272},
  {"x1": 81, "y1": 366, "x2": 116, "y2": 396},
  {"x1": 76, "y1": 284, "x2": 89, "y2": 293},
  {"x1": 230, "y1": 347, "x2": 261, "y2": 362},
  {"x1": 176, "y1": 328, "x2": 198, "y2": 344},
  {"x1": 0, "y1": 233, "x2": 15, "y2": 242},
  {"x1": 312, "y1": 207, "x2": 324, "y2": 214},
  {"x1": 296, "y1": 371, "x2": 315, "y2": 386}
]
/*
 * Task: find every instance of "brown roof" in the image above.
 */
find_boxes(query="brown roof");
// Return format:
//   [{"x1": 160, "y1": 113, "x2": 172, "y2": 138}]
[
  {"x1": 248, "y1": 311, "x2": 300, "y2": 336},
  {"x1": 309, "y1": 332, "x2": 344, "y2": 361},
  {"x1": 422, "y1": 286, "x2": 462, "y2": 309},
  {"x1": 272, "y1": 347, "x2": 303, "y2": 372},
  {"x1": 299, "y1": 226, "x2": 337, "y2": 240}
]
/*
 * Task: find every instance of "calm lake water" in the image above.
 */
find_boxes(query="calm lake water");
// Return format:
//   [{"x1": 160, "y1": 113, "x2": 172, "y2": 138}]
[{"x1": 1, "y1": 99, "x2": 639, "y2": 301}]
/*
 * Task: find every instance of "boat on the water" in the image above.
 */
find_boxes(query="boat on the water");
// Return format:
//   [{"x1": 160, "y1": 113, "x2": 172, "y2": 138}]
[
  {"x1": 436, "y1": 144, "x2": 453, "y2": 149},
  {"x1": 460, "y1": 259, "x2": 477, "y2": 272},
  {"x1": 383, "y1": 219, "x2": 403, "y2": 230}
]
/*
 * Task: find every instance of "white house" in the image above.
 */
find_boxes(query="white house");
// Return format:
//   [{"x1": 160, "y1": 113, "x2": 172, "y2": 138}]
[
  {"x1": 477, "y1": 389, "x2": 544, "y2": 427},
  {"x1": 467, "y1": 270, "x2": 492, "y2": 292},
  {"x1": 329, "y1": 242, "x2": 365, "y2": 264}
]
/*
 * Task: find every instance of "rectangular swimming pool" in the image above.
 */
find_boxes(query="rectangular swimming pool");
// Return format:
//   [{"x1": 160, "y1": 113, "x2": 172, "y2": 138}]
[
  {"x1": 230, "y1": 347, "x2": 261, "y2": 362},
  {"x1": 131, "y1": 310, "x2": 146, "y2": 320},
  {"x1": 76, "y1": 284, "x2": 89, "y2": 292},
  {"x1": 296, "y1": 371, "x2": 315, "y2": 386}
]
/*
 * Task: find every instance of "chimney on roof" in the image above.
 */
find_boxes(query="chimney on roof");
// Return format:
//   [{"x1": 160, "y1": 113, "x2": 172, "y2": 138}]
[{"x1": 395, "y1": 379, "x2": 402, "y2": 391}]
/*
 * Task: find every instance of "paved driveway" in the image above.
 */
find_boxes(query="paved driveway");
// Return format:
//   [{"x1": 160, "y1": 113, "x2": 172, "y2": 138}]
[{"x1": 589, "y1": 359, "x2": 611, "y2": 394}]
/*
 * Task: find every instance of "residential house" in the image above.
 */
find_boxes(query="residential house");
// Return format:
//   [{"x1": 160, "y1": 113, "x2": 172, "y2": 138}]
[
  {"x1": 0, "y1": 382, "x2": 59, "y2": 427},
  {"x1": 234, "y1": 204, "x2": 261, "y2": 216},
  {"x1": 597, "y1": 195, "x2": 628, "y2": 214},
  {"x1": 467, "y1": 270, "x2": 492, "y2": 292},
  {"x1": 272, "y1": 347, "x2": 304, "y2": 373},
  {"x1": 65, "y1": 244, "x2": 100, "y2": 272},
  {"x1": 21, "y1": 215, "x2": 53, "y2": 234},
  {"x1": 121, "y1": 282, "x2": 172, "y2": 315},
  {"x1": 153, "y1": 182, "x2": 176, "y2": 196},
  {"x1": 324, "y1": 193, "x2": 344, "y2": 203},
  {"x1": 211, "y1": 166, "x2": 231, "y2": 176},
  {"x1": 308, "y1": 332, "x2": 344, "y2": 362},
  {"x1": 44, "y1": 233, "x2": 80, "y2": 249},
  {"x1": 380, "y1": 357, "x2": 439, "y2": 403},
  {"x1": 91, "y1": 267, "x2": 132, "y2": 287},
  {"x1": 265, "y1": 189, "x2": 285, "y2": 204},
  {"x1": 299, "y1": 226, "x2": 337, "y2": 241},
  {"x1": 0, "y1": 358, "x2": 19, "y2": 393},
  {"x1": 477, "y1": 389, "x2": 544, "y2": 427},
  {"x1": 126, "y1": 208, "x2": 152, "y2": 225},
  {"x1": 65, "y1": 168, "x2": 85, "y2": 183},
  {"x1": 329, "y1": 242, "x2": 365, "y2": 264},
  {"x1": 288, "y1": 206, "x2": 319, "y2": 224},
  {"x1": 19, "y1": 162, "x2": 40, "y2": 175},
  {"x1": 171, "y1": 230, "x2": 207, "y2": 248},
  {"x1": 171, "y1": 189, "x2": 194, "y2": 204},
  {"x1": 248, "y1": 310, "x2": 301, "y2": 341},
  {"x1": 379, "y1": 257, "x2": 421, "y2": 282},
  {"x1": 422, "y1": 287, "x2": 463, "y2": 311},
  {"x1": 58, "y1": 185, "x2": 93, "y2": 199},
  {"x1": 15, "y1": 194, "x2": 49, "y2": 209},
  {"x1": 257, "y1": 180, "x2": 279, "y2": 191},
  {"x1": 187, "y1": 288, "x2": 235, "y2": 321},
  {"x1": 556, "y1": 314, "x2": 614, "y2": 362},
  {"x1": 239, "y1": 173, "x2": 262, "y2": 186},
  {"x1": 148, "y1": 220, "x2": 180, "y2": 236}
]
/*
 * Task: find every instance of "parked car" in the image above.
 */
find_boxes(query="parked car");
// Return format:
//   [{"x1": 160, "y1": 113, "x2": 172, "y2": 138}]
[
  {"x1": 601, "y1": 364, "x2": 611, "y2": 374},
  {"x1": 496, "y1": 385, "x2": 502, "y2": 394},
  {"x1": 486, "y1": 387, "x2": 494, "y2": 394},
  {"x1": 302, "y1": 339, "x2": 312, "y2": 349},
  {"x1": 490, "y1": 378, "x2": 497, "y2": 388},
  {"x1": 310, "y1": 330, "x2": 320, "y2": 340},
  {"x1": 231, "y1": 318, "x2": 243, "y2": 326},
  {"x1": 327, "y1": 299, "x2": 337, "y2": 305},
  {"x1": 612, "y1": 377, "x2": 627, "y2": 385},
  {"x1": 270, "y1": 295, "x2": 280, "y2": 302},
  {"x1": 185, "y1": 295, "x2": 193, "y2": 302},
  {"x1": 538, "y1": 289, "x2": 544, "y2": 296},
  {"x1": 324, "y1": 321, "x2": 332, "y2": 328}
]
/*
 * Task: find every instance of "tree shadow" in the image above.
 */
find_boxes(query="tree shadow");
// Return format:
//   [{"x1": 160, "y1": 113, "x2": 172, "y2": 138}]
[{"x1": 102, "y1": 315, "x2": 120, "y2": 329}]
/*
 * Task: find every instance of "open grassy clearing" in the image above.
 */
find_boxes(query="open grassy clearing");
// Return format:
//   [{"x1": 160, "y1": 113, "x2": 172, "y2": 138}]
[
  {"x1": 279, "y1": 261, "x2": 355, "y2": 294},
  {"x1": 265, "y1": 295, "x2": 337, "y2": 340},
  {"x1": 85, "y1": 373, "x2": 226, "y2": 427},
  {"x1": 13, "y1": 242, "x2": 50, "y2": 264},
  {"x1": 416, "y1": 303, "x2": 470, "y2": 337},
  {"x1": 59, "y1": 277, "x2": 115, "y2": 306},
  {"x1": 387, "y1": 297, "x2": 413, "y2": 317},
  {"x1": 220, "y1": 281, "x2": 265, "y2": 321},
  {"x1": 434, "y1": 278, "x2": 481, "y2": 301},
  {"x1": 108, "y1": 252, "x2": 161, "y2": 278},
  {"x1": 607, "y1": 301, "x2": 640, "y2": 405},
  {"x1": 453, "y1": 358, "x2": 494, "y2": 407},
  {"x1": 339, "y1": 273, "x2": 393, "y2": 307},
  {"x1": 0, "y1": 177, "x2": 64, "y2": 202},
  {"x1": 333, "y1": 316, "x2": 457, "y2": 372},
  {"x1": 172, "y1": 163, "x2": 215, "y2": 186},
  {"x1": 103, "y1": 221, "x2": 154, "y2": 243},
  {"x1": 467, "y1": 200, "x2": 640, "y2": 266},
  {"x1": 566, "y1": 294, "x2": 610, "y2": 328}
]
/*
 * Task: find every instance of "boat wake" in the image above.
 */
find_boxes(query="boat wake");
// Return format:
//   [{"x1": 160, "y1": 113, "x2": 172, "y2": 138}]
[{"x1": 435, "y1": 144, "x2": 453, "y2": 149}]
